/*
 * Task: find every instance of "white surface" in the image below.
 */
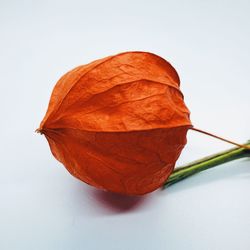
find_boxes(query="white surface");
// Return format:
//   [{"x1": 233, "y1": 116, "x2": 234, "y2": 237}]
[{"x1": 0, "y1": 1, "x2": 250, "y2": 249}]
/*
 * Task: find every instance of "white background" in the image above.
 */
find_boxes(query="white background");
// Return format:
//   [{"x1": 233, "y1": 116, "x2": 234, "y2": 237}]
[{"x1": 0, "y1": 0, "x2": 250, "y2": 249}]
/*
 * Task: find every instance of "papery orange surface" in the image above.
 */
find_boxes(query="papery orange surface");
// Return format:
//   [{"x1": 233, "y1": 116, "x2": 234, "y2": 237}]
[{"x1": 38, "y1": 51, "x2": 192, "y2": 195}]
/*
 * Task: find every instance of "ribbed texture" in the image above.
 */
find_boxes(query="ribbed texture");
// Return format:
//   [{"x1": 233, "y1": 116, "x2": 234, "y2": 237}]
[{"x1": 39, "y1": 51, "x2": 192, "y2": 195}]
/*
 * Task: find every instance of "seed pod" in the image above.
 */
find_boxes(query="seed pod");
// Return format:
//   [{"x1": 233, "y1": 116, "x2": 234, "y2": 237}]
[{"x1": 38, "y1": 51, "x2": 192, "y2": 195}]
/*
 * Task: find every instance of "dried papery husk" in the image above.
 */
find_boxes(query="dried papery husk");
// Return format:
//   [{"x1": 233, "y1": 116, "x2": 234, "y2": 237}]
[{"x1": 38, "y1": 51, "x2": 192, "y2": 195}]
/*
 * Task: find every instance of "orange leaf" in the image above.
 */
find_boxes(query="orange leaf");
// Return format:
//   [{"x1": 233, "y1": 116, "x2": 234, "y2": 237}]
[{"x1": 38, "y1": 51, "x2": 192, "y2": 195}]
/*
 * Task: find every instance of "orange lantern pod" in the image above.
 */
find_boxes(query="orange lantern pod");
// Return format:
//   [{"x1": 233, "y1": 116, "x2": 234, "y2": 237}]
[{"x1": 37, "y1": 51, "x2": 192, "y2": 195}]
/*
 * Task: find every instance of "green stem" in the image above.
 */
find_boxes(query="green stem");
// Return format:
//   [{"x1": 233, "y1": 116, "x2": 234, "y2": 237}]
[{"x1": 163, "y1": 141, "x2": 250, "y2": 188}]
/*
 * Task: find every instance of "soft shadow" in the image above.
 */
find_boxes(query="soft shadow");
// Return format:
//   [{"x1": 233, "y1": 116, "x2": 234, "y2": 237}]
[
  {"x1": 159, "y1": 158, "x2": 250, "y2": 195},
  {"x1": 70, "y1": 182, "x2": 155, "y2": 216},
  {"x1": 90, "y1": 189, "x2": 150, "y2": 214}
]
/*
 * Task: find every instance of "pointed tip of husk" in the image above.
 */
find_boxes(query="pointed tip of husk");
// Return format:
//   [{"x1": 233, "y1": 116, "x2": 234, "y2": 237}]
[{"x1": 35, "y1": 128, "x2": 43, "y2": 135}]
